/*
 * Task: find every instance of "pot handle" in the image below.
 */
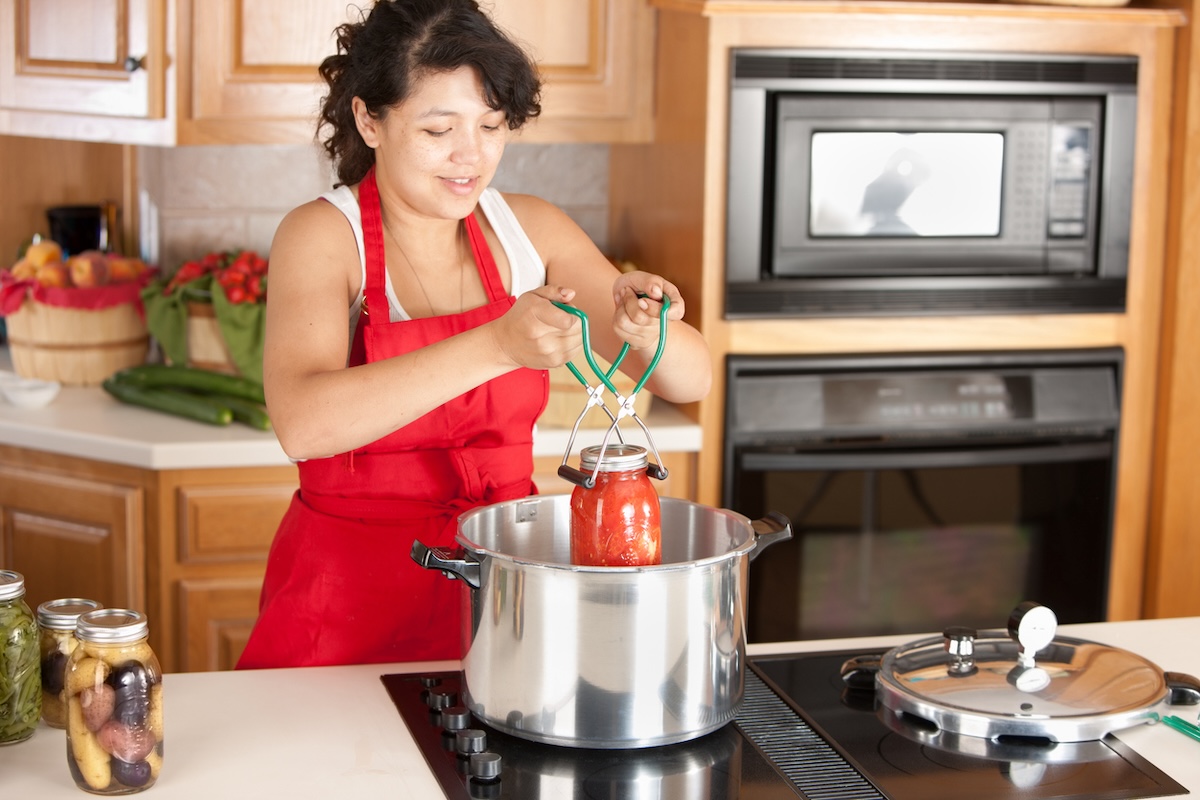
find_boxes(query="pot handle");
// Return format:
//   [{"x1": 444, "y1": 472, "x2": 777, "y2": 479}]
[
  {"x1": 748, "y1": 511, "x2": 792, "y2": 562},
  {"x1": 410, "y1": 541, "x2": 482, "y2": 590},
  {"x1": 1166, "y1": 671, "x2": 1200, "y2": 705}
]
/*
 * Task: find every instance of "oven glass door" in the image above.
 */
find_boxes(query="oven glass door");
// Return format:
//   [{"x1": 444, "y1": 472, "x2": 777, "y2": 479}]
[{"x1": 736, "y1": 438, "x2": 1114, "y2": 642}]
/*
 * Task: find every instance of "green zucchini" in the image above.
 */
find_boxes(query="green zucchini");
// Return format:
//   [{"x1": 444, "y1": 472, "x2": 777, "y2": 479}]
[
  {"x1": 206, "y1": 393, "x2": 272, "y2": 431},
  {"x1": 102, "y1": 379, "x2": 233, "y2": 426},
  {"x1": 114, "y1": 364, "x2": 266, "y2": 404}
]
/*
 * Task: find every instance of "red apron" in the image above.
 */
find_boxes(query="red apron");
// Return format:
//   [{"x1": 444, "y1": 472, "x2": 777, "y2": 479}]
[{"x1": 237, "y1": 169, "x2": 548, "y2": 669}]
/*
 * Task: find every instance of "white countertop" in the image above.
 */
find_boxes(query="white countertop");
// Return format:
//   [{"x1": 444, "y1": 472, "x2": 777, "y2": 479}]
[
  {"x1": 0, "y1": 347, "x2": 701, "y2": 470},
  {"x1": 3, "y1": 617, "x2": 1198, "y2": 798}
]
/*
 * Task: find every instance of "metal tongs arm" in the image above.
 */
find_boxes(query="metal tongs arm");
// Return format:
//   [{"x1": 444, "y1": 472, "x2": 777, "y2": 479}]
[{"x1": 551, "y1": 296, "x2": 671, "y2": 488}]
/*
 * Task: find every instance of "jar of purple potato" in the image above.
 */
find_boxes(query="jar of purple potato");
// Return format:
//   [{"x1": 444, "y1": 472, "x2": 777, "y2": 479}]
[
  {"x1": 65, "y1": 609, "x2": 163, "y2": 793},
  {"x1": 38, "y1": 598, "x2": 103, "y2": 729}
]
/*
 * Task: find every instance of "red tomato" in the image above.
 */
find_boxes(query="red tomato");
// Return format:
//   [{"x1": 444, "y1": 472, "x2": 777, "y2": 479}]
[{"x1": 225, "y1": 284, "x2": 248, "y2": 304}]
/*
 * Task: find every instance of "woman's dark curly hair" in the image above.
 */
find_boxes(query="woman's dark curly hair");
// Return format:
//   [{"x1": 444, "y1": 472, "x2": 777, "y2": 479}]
[{"x1": 317, "y1": 0, "x2": 543, "y2": 186}]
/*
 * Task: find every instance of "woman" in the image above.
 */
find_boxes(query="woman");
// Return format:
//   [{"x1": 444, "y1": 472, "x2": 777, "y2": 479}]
[{"x1": 237, "y1": 0, "x2": 711, "y2": 668}]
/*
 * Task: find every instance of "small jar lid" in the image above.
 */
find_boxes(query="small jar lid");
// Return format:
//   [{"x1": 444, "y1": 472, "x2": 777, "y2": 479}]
[
  {"x1": 579, "y1": 443, "x2": 648, "y2": 472},
  {"x1": 76, "y1": 608, "x2": 149, "y2": 644},
  {"x1": 38, "y1": 598, "x2": 103, "y2": 630},
  {"x1": 0, "y1": 570, "x2": 25, "y2": 602}
]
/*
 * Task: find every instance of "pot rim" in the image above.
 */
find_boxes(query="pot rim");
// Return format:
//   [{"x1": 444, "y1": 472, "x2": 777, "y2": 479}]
[{"x1": 454, "y1": 495, "x2": 759, "y2": 572}]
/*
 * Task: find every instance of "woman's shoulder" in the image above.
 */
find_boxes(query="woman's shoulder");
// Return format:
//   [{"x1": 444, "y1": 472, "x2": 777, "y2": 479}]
[
  {"x1": 492, "y1": 190, "x2": 561, "y2": 220},
  {"x1": 273, "y1": 192, "x2": 362, "y2": 266},
  {"x1": 491, "y1": 190, "x2": 578, "y2": 243}
]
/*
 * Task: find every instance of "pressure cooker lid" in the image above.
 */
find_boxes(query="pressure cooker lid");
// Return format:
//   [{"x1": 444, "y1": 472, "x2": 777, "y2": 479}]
[{"x1": 872, "y1": 603, "x2": 1170, "y2": 743}]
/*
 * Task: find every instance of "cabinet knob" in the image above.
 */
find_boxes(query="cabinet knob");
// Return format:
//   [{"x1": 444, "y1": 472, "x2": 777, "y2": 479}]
[{"x1": 124, "y1": 55, "x2": 146, "y2": 73}]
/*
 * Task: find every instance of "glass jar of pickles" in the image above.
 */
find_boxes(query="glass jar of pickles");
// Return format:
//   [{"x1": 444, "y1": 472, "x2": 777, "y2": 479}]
[
  {"x1": 0, "y1": 569, "x2": 40, "y2": 745},
  {"x1": 38, "y1": 598, "x2": 102, "y2": 728},
  {"x1": 569, "y1": 444, "x2": 662, "y2": 567},
  {"x1": 66, "y1": 609, "x2": 163, "y2": 794}
]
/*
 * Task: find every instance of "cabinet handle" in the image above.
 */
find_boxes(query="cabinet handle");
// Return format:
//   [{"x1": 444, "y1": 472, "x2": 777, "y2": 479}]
[{"x1": 124, "y1": 55, "x2": 146, "y2": 72}]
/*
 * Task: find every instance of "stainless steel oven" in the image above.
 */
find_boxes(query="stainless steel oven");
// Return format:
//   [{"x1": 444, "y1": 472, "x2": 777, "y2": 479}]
[{"x1": 723, "y1": 349, "x2": 1121, "y2": 643}]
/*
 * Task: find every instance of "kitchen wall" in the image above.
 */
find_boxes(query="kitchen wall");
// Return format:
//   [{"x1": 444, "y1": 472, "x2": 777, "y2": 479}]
[{"x1": 137, "y1": 142, "x2": 610, "y2": 273}]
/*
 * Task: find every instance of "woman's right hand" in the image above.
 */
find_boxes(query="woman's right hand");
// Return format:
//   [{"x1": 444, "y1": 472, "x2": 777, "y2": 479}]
[{"x1": 490, "y1": 285, "x2": 582, "y2": 370}]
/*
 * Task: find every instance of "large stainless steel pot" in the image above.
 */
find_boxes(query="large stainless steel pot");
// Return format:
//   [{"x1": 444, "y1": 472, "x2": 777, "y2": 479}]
[{"x1": 412, "y1": 495, "x2": 790, "y2": 749}]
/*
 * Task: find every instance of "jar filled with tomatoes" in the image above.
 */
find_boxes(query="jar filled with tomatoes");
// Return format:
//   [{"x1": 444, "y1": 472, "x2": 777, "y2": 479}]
[{"x1": 569, "y1": 444, "x2": 662, "y2": 567}]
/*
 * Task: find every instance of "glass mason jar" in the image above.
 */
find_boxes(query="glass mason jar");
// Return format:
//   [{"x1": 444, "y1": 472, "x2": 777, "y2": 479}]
[
  {"x1": 38, "y1": 598, "x2": 103, "y2": 728},
  {"x1": 66, "y1": 609, "x2": 163, "y2": 794},
  {"x1": 570, "y1": 444, "x2": 662, "y2": 567},
  {"x1": 0, "y1": 570, "x2": 40, "y2": 745}
]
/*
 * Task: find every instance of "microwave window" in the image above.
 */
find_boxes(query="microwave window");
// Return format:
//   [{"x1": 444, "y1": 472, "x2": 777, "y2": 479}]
[{"x1": 809, "y1": 132, "x2": 1004, "y2": 238}]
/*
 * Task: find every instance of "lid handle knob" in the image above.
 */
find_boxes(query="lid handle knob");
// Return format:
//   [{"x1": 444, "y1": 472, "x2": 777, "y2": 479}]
[{"x1": 943, "y1": 626, "x2": 978, "y2": 677}]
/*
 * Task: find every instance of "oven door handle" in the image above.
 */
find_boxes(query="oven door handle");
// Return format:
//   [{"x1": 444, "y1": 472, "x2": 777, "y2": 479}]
[{"x1": 740, "y1": 441, "x2": 1112, "y2": 471}]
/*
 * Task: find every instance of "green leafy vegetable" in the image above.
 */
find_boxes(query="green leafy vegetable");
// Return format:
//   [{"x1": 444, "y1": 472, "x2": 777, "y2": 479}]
[{"x1": 0, "y1": 599, "x2": 41, "y2": 743}]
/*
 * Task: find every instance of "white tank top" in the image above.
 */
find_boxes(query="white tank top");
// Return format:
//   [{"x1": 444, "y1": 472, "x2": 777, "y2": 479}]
[{"x1": 320, "y1": 185, "x2": 547, "y2": 345}]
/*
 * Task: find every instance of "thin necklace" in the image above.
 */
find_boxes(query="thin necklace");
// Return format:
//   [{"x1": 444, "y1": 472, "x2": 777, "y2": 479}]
[{"x1": 388, "y1": 220, "x2": 468, "y2": 316}]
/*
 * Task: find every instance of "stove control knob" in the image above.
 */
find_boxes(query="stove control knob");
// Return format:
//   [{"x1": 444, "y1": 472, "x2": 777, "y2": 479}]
[
  {"x1": 427, "y1": 688, "x2": 457, "y2": 710},
  {"x1": 456, "y1": 728, "x2": 487, "y2": 756},
  {"x1": 469, "y1": 751, "x2": 503, "y2": 782},
  {"x1": 441, "y1": 706, "x2": 472, "y2": 732}
]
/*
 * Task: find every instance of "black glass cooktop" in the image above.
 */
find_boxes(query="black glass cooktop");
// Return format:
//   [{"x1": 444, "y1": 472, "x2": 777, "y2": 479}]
[{"x1": 382, "y1": 649, "x2": 1187, "y2": 800}]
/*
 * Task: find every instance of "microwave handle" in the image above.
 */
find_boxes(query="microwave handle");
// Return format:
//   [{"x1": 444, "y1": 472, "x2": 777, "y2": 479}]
[{"x1": 739, "y1": 441, "x2": 1112, "y2": 472}]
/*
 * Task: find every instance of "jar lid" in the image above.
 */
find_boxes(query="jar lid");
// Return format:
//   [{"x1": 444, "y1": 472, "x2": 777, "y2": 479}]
[
  {"x1": 579, "y1": 443, "x2": 648, "y2": 472},
  {"x1": 76, "y1": 608, "x2": 149, "y2": 644},
  {"x1": 38, "y1": 598, "x2": 103, "y2": 630},
  {"x1": 0, "y1": 569, "x2": 25, "y2": 601}
]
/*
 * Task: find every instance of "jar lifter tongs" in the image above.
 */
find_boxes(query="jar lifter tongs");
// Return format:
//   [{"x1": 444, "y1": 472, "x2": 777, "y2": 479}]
[{"x1": 551, "y1": 298, "x2": 670, "y2": 489}]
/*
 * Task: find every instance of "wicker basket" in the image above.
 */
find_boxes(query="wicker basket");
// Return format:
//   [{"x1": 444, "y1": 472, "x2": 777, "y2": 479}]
[
  {"x1": 542, "y1": 358, "x2": 653, "y2": 429},
  {"x1": 6, "y1": 298, "x2": 149, "y2": 386},
  {"x1": 184, "y1": 301, "x2": 239, "y2": 375}
]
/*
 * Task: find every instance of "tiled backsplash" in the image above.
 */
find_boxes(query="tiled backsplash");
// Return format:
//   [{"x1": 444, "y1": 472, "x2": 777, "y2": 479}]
[{"x1": 138, "y1": 143, "x2": 609, "y2": 273}]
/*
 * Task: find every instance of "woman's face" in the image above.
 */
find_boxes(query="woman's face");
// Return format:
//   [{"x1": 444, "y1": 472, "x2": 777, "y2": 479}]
[{"x1": 356, "y1": 65, "x2": 508, "y2": 221}]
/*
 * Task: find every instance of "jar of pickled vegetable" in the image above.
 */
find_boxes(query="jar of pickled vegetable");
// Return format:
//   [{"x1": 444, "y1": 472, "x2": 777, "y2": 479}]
[
  {"x1": 570, "y1": 444, "x2": 662, "y2": 567},
  {"x1": 38, "y1": 598, "x2": 102, "y2": 729},
  {"x1": 0, "y1": 569, "x2": 40, "y2": 746},
  {"x1": 66, "y1": 609, "x2": 163, "y2": 794}
]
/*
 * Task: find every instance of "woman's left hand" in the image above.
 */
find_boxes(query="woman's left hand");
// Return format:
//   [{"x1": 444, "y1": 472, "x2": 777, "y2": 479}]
[{"x1": 611, "y1": 271, "x2": 686, "y2": 351}]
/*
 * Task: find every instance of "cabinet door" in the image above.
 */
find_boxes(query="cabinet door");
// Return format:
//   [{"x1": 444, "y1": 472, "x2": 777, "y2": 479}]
[
  {"x1": 0, "y1": 462, "x2": 144, "y2": 613},
  {"x1": 183, "y1": 0, "x2": 653, "y2": 144},
  {"x1": 492, "y1": 0, "x2": 654, "y2": 142},
  {"x1": 0, "y1": 0, "x2": 165, "y2": 118},
  {"x1": 183, "y1": 0, "x2": 355, "y2": 144},
  {"x1": 151, "y1": 472, "x2": 296, "y2": 672}
]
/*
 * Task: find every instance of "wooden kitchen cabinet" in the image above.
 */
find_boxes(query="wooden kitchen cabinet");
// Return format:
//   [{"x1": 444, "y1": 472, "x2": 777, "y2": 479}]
[
  {"x1": 148, "y1": 467, "x2": 296, "y2": 672},
  {"x1": 610, "y1": 1, "x2": 1182, "y2": 623},
  {"x1": 0, "y1": 0, "x2": 165, "y2": 119},
  {"x1": 0, "y1": 0, "x2": 655, "y2": 145},
  {"x1": 0, "y1": 442, "x2": 296, "y2": 673},
  {"x1": 0, "y1": 0, "x2": 172, "y2": 143},
  {"x1": 0, "y1": 444, "x2": 147, "y2": 615}
]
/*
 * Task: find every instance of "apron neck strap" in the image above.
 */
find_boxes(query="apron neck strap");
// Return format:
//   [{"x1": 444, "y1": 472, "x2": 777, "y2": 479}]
[
  {"x1": 358, "y1": 167, "x2": 389, "y2": 324},
  {"x1": 359, "y1": 168, "x2": 507, "y2": 321}
]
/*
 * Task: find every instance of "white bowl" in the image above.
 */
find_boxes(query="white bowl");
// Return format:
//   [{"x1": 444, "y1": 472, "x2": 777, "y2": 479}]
[{"x1": 1, "y1": 375, "x2": 61, "y2": 408}]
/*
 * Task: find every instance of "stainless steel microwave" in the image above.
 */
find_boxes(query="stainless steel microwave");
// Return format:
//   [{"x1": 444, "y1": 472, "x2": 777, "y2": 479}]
[{"x1": 725, "y1": 50, "x2": 1138, "y2": 318}]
